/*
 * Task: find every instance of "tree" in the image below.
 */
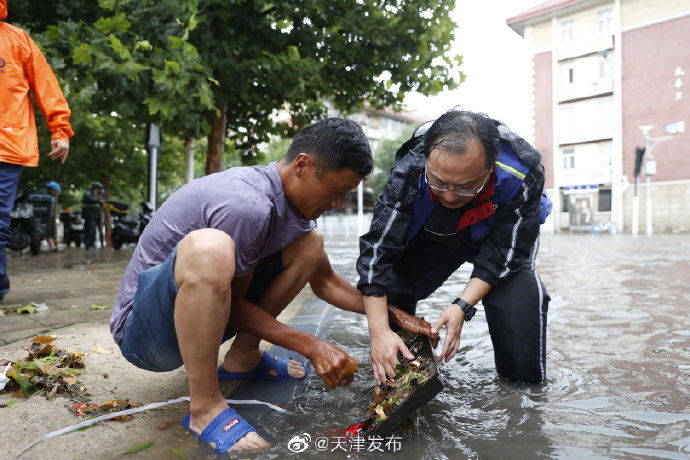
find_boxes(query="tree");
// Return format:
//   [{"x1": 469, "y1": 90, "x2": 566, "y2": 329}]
[
  {"x1": 190, "y1": 0, "x2": 462, "y2": 173},
  {"x1": 368, "y1": 127, "x2": 415, "y2": 199},
  {"x1": 11, "y1": 0, "x2": 214, "y2": 204}
]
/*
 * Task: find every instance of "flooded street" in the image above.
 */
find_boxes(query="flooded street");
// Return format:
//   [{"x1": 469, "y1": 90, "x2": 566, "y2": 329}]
[
  {"x1": 260, "y1": 216, "x2": 690, "y2": 458},
  {"x1": 1, "y1": 217, "x2": 688, "y2": 459}
]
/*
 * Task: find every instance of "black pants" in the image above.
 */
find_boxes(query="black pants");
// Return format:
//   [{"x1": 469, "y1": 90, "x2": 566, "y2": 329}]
[
  {"x1": 388, "y1": 231, "x2": 550, "y2": 384},
  {"x1": 82, "y1": 207, "x2": 102, "y2": 248}
]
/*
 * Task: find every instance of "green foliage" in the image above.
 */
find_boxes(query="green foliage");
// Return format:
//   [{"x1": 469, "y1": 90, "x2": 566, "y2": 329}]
[
  {"x1": 10, "y1": 0, "x2": 213, "y2": 206},
  {"x1": 369, "y1": 127, "x2": 415, "y2": 199},
  {"x1": 191, "y1": 0, "x2": 461, "y2": 156},
  {"x1": 262, "y1": 137, "x2": 292, "y2": 164},
  {"x1": 7, "y1": 0, "x2": 460, "y2": 199}
]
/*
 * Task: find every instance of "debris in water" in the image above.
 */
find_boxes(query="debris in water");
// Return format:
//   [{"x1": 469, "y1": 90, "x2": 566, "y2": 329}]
[{"x1": 344, "y1": 330, "x2": 444, "y2": 437}]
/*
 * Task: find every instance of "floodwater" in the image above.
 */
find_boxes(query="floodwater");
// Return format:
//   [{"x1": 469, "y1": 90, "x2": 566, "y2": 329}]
[{"x1": 256, "y1": 215, "x2": 690, "y2": 459}]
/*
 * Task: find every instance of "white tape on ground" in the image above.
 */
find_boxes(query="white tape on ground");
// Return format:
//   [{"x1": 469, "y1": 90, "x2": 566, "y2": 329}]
[{"x1": 16, "y1": 396, "x2": 291, "y2": 458}]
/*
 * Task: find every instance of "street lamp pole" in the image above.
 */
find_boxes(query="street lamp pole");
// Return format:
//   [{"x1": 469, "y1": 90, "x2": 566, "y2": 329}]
[
  {"x1": 636, "y1": 126, "x2": 674, "y2": 236},
  {"x1": 147, "y1": 124, "x2": 161, "y2": 212}
]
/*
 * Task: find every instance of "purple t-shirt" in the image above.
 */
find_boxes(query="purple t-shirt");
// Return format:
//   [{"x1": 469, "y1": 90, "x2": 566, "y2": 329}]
[{"x1": 110, "y1": 162, "x2": 315, "y2": 343}]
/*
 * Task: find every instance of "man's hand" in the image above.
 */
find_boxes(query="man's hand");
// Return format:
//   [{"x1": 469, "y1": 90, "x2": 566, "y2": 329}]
[
  {"x1": 369, "y1": 328, "x2": 414, "y2": 385},
  {"x1": 387, "y1": 305, "x2": 440, "y2": 346},
  {"x1": 431, "y1": 304, "x2": 465, "y2": 363},
  {"x1": 47, "y1": 139, "x2": 69, "y2": 164},
  {"x1": 307, "y1": 339, "x2": 358, "y2": 387}
]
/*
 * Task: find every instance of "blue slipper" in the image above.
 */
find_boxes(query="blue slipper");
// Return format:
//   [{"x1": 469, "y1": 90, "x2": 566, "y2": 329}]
[
  {"x1": 181, "y1": 407, "x2": 257, "y2": 453},
  {"x1": 218, "y1": 351, "x2": 306, "y2": 381}
]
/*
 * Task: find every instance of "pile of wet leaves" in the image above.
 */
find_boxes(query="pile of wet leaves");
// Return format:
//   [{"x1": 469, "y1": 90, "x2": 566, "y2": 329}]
[
  {"x1": 364, "y1": 331, "x2": 434, "y2": 429},
  {"x1": 1, "y1": 335, "x2": 87, "y2": 400}
]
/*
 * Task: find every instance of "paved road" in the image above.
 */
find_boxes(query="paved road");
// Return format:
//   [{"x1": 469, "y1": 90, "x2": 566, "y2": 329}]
[{"x1": 0, "y1": 248, "x2": 132, "y2": 344}]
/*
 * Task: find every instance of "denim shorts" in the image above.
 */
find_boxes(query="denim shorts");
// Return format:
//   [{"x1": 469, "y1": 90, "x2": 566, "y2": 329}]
[{"x1": 118, "y1": 246, "x2": 283, "y2": 372}]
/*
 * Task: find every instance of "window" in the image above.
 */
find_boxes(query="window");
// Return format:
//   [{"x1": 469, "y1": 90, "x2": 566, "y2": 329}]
[
  {"x1": 598, "y1": 189, "x2": 612, "y2": 212},
  {"x1": 560, "y1": 19, "x2": 574, "y2": 42},
  {"x1": 562, "y1": 148, "x2": 575, "y2": 170},
  {"x1": 561, "y1": 63, "x2": 575, "y2": 86},
  {"x1": 598, "y1": 8, "x2": 612, "y2": 34}
]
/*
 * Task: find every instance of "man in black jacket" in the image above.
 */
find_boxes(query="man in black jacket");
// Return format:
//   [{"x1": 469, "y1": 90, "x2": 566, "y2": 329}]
[{"x1": 357, "y1": 110, "x2": 551, "y2": 385}]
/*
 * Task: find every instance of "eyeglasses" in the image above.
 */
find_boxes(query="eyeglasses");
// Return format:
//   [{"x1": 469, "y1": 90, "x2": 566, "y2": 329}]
[{"x1": 424, "y1": 163, "x2": 491, "y2": 197}]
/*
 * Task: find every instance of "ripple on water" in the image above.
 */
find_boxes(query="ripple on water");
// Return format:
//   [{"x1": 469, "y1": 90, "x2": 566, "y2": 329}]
[{"x1": 258, "y1": 228, "x2": 690, "y2": 458}]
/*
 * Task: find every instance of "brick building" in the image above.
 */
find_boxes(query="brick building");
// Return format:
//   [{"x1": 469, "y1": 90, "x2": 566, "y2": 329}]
[{"x1": 508, "y1": 0, "x2": 690, "y2": 233}]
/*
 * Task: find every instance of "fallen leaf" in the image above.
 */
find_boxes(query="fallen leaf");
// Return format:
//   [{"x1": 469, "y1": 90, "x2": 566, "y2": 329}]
[
  {"x1": 31, "y1": 335, "x2": 57, "y2": 345},
  {"x1": 156, "y1": 421, "x2": 174, "y2": 431},
  {"x1": 15, "y1": 305, "x2": 36, "y2": 315},
  {"x1": 90, "y1": 344, "x2": 112, "y2": 354},
  {"x1": 171, "y1": 447, "x2": 187, "y2": 458},
  {"x1": 70, "y1": 400, "x2": 141, "y2": 422},
  {"x1": 124, "y1": 440, "x2": 154, "y2": 454},
  {"x1": 89, "y1": 304, "x2": 112, "y2": 311},
  {"x1": 46, "y1": 385, "x2": 59, "y2": 401}
]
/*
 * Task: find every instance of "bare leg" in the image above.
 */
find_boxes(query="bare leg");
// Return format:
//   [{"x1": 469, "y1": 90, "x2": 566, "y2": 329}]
[
  {"x1": 174, "y1": 229, "x2": 267, "y2": 450},
  {"x1": 223, "y1": 230, "x2": 324, "y2": 376}
]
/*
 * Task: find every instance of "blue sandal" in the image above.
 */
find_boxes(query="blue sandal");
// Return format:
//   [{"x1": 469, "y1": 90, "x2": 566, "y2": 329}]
[
  {"x1": 181, "y1": 407, "x2": 257, "y2": 453},
  {"x1": 217, "y1": 351, "x2": 306, "y2": 381}
]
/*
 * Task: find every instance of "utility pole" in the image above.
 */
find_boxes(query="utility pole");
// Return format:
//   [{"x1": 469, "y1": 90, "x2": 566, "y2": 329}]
[
  {"x1": 147, "y1": 124, "x2": 161, "y2": 212},
  {"x1": 636, "y1": 125, "x2": 676, "y2": 235}
]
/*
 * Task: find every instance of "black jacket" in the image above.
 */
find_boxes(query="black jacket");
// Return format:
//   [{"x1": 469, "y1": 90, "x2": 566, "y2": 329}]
[{"x1": 356, "y1": 120, "x2": 547, "y2": 297}]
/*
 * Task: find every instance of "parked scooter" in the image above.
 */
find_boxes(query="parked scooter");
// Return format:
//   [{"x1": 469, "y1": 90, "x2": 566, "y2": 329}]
[
  {"x1": 105, "y1": 200, "x2": 153, "y2": 250},
  {"x1": 59, "y1": 210, "x2": 85, "y2": 247},
  {"x1": 8, "y1": 192, "x2": 54, "y2": 255}
]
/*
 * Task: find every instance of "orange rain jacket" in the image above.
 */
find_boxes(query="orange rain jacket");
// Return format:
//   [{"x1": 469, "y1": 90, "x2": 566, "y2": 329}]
[{"x1": 0, "y1": 0, "x2": 73, "y2": 167}]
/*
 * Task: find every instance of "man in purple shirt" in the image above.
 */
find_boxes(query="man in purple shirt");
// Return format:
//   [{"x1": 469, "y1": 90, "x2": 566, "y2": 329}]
[{"x1": 112, "y1": 119, "x2": 372, "y2": 452}]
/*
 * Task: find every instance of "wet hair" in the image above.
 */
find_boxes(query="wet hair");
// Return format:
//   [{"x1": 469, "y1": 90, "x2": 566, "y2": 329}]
[
  {"x1": 285, "y1": 118, "x2": 373, "y2": 178},
  {"x1": 423, "y1": 110, "x2": 499, "y2": 169}
]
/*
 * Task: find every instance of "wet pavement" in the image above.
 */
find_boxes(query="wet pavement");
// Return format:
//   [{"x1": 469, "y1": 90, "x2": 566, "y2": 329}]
[
  {"x1": 0, "y1": 248, "x2": 132, "y2": 344},
  {"x1": 1, "y1": 223, "x2": 689, "y2": 458}
]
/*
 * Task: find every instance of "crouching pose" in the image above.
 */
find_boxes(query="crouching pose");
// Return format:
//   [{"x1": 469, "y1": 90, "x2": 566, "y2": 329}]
[{"x1": 112, "y1": 119, "x2": 374, "y2": 452}]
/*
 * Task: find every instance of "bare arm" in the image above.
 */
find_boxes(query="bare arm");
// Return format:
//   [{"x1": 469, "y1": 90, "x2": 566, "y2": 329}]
[
  {"x1": 309, "y1": 250, "x2": 365, "y2": 314},
  {"x1": 227, "y1": 274, "x2": 356, "y2": 386},
  {"x1": 459, "y1": 277, "x2": 492, "y2": 306}
]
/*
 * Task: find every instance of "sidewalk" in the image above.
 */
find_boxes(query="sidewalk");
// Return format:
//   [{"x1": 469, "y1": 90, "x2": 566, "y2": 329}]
[
  {"x1": 0, "y1": 247, "x2": 309, "y2": 459},
  {"x1": 1, "y1": 248, "x2": 131, "y2": 345}
]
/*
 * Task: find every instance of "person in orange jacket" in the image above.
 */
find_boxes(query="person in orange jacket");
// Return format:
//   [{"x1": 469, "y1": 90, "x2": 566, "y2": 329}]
[{"x1": 0, "y1": 0, "x2": 74, "y2": 301}]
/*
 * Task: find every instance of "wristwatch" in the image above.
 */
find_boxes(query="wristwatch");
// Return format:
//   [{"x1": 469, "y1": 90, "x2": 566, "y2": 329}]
[{"x1": 452, "y1": 298, "x2": 477, "y2": 321}]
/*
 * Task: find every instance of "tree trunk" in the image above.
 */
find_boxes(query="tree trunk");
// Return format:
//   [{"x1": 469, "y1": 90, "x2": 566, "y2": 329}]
[
  {"x1": 184, "y1": 134, "x2": 195, "y2": 183},
  {"x1": 206, "y1": 104, "x2": 227, "y2": 175}
]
